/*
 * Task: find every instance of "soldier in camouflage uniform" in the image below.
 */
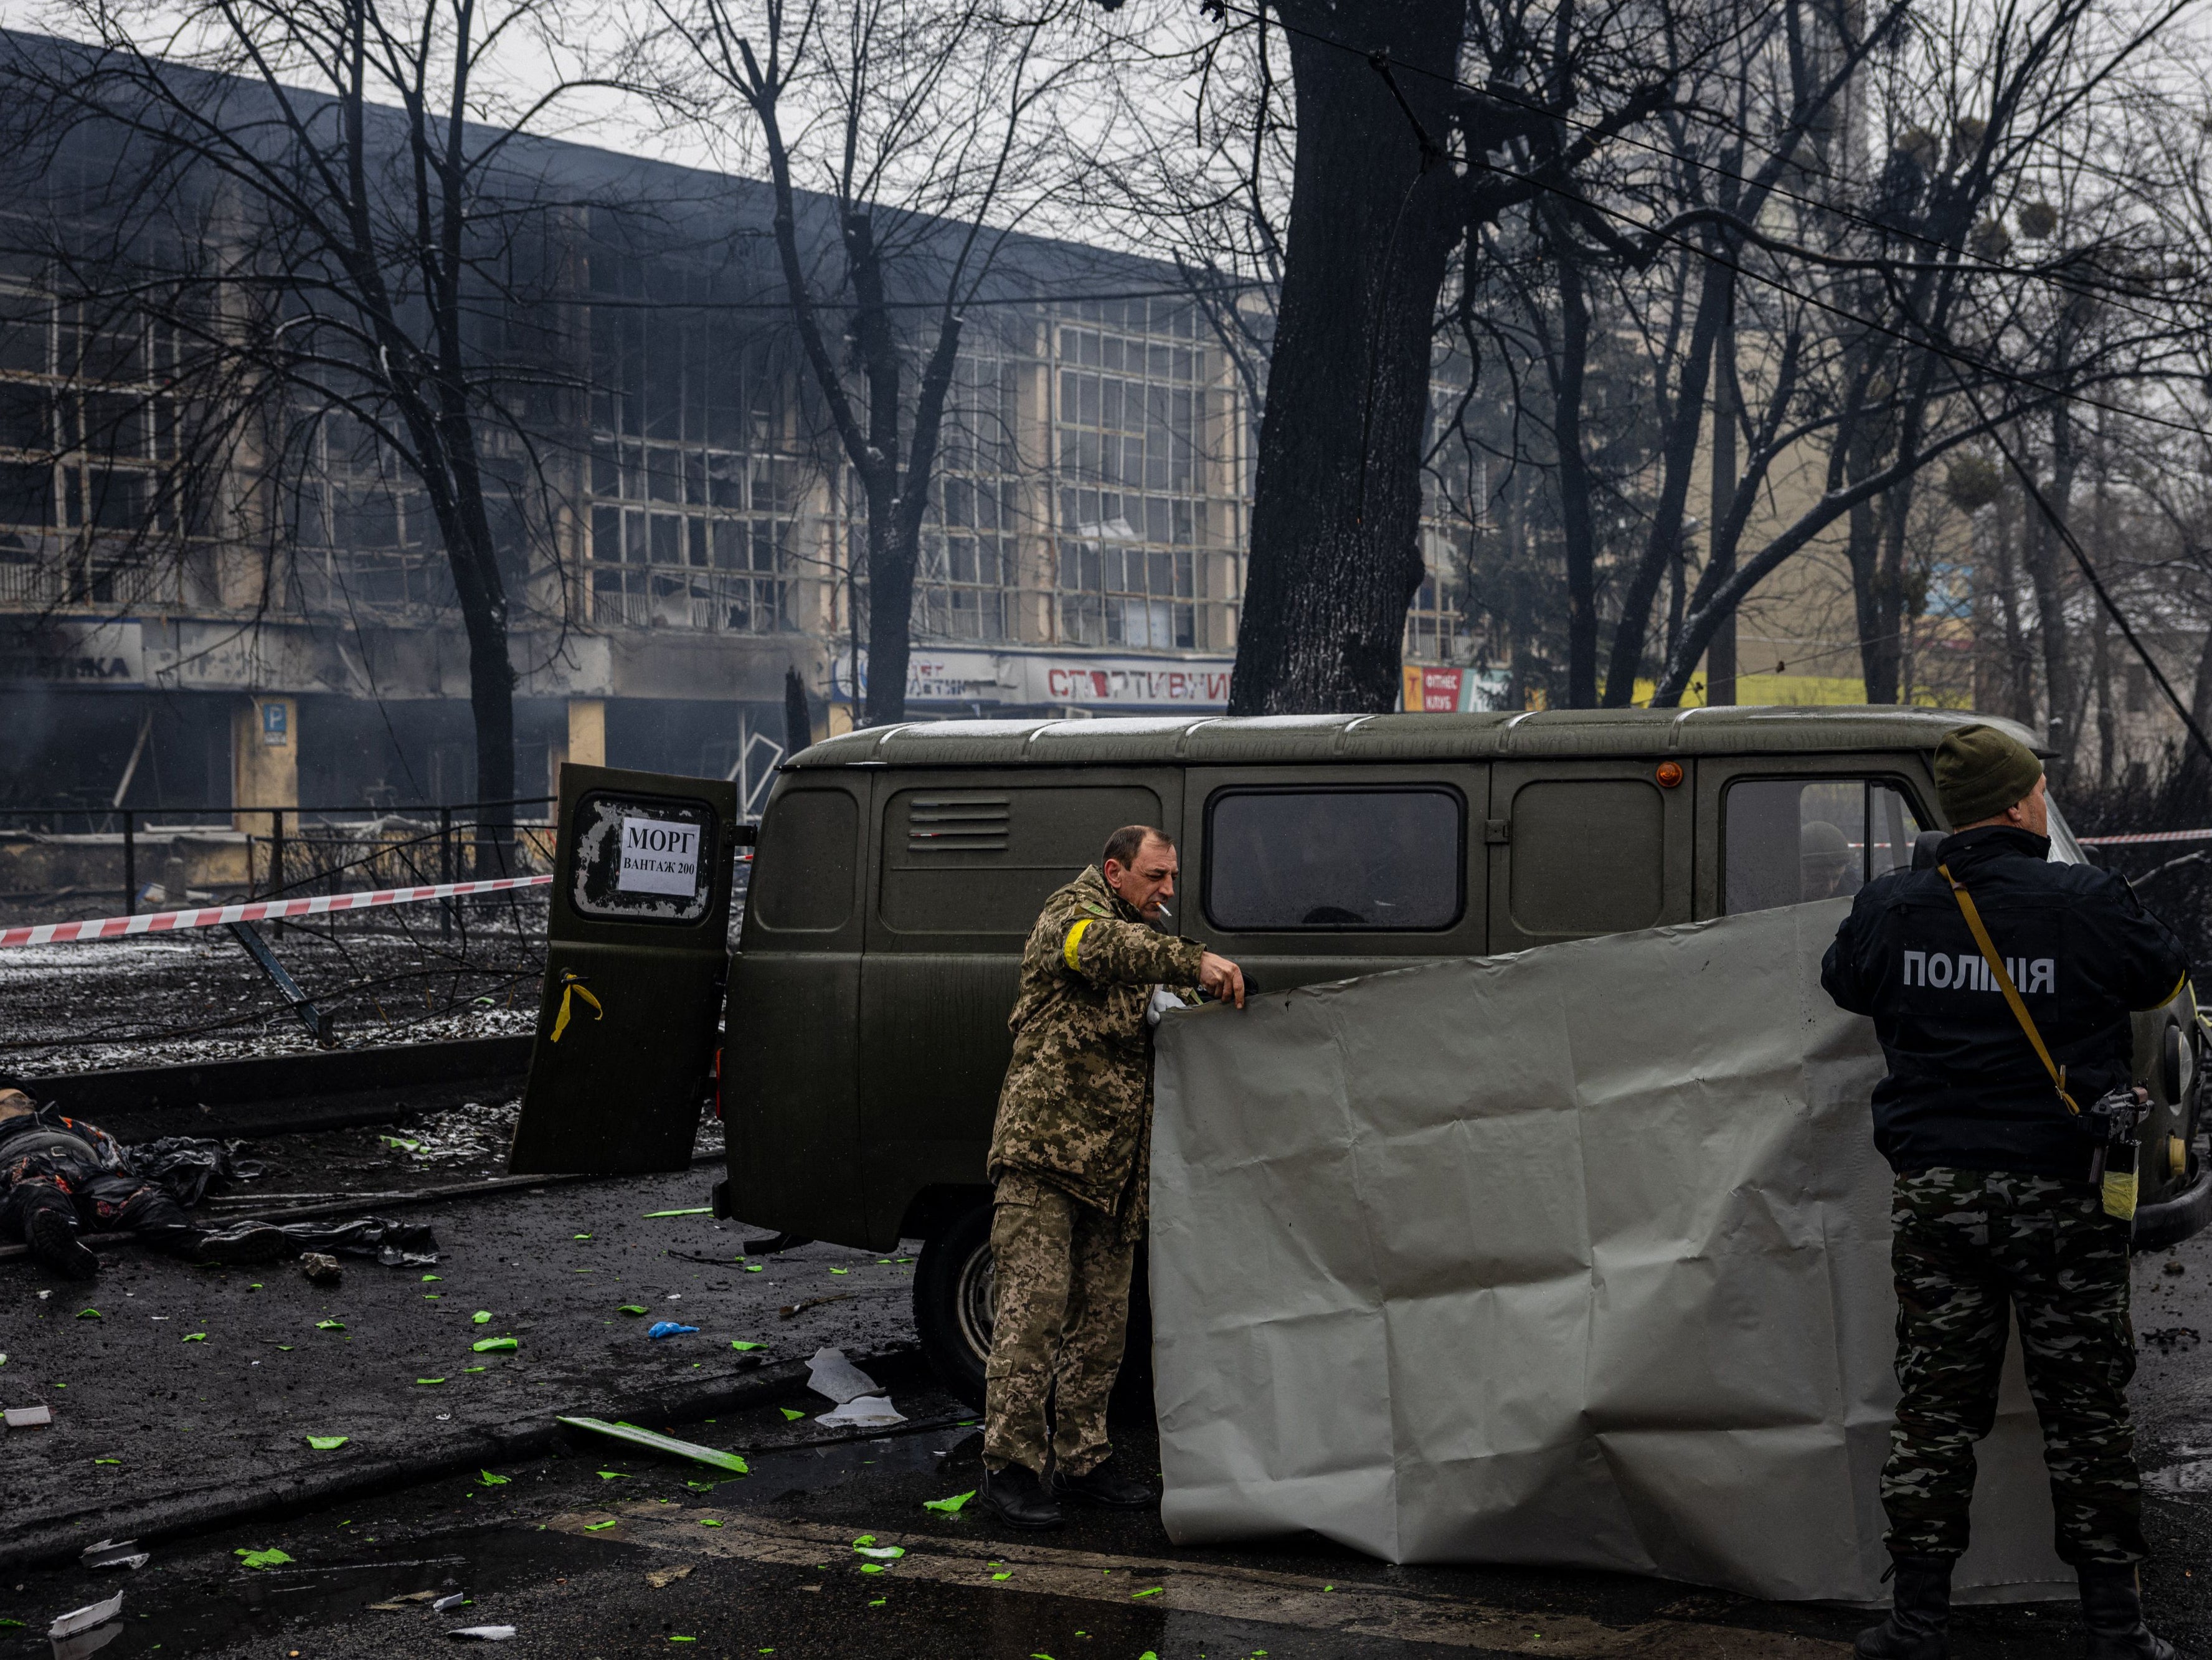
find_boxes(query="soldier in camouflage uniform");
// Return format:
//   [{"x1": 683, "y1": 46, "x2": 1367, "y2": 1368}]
[
  {"x1": 1823, "y1": 726, "x2": 2190, "y2": 1660},
  {"x1": 977, "y1": 825, "x2": 1244, "y2": 1531}
]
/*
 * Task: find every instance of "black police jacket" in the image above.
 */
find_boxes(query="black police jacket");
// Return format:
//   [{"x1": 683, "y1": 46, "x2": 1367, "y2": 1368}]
[{"x1": 1820, "y1": 825, "x2": 2190, "y2": 1179}]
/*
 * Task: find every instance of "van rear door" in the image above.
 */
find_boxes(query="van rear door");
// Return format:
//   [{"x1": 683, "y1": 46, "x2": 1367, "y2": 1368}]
[{"x1": 507, "y1": 762, "x2": 737, "y2": 1174}]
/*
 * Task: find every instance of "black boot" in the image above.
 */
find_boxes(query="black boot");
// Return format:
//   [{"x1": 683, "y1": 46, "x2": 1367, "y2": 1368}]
[
  {"x1": 2079, "y1": 1562, "x2": 2183, "y2": 1659},
  {"x1": 27, "y1": 1207, "x2": 99, "y2": 1281},
  {"x1": 1052, "y1": 1455, "x2": 1155, "y2": 1510},
  {"x1": 975, "y1": 1463, "x2": 1064, "y2": 1532},
  {"x1": 1856, "y1": 1553, "x2": 1953, "y2": 1659}
]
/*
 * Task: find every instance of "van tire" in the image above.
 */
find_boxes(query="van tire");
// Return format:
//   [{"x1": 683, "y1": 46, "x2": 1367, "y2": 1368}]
[
  {"x1": 914, "y1": 1201, "x2": 995, "y2": 1409},
  {"x1": 911, "y1": 1197, "x2": 1157, "y2": 1424}
]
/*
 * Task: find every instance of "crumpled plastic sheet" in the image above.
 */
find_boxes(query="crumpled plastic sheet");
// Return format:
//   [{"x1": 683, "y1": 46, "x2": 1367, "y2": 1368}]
[
  {"x1": 1149, "y1": 901, "x2": 2073, "y2": 1605},
  {"x1": 121, "y1": 1136, "x2": 267, "y2": 1207},
  {"x1": 199, "y1": 1215, "x2": 438, "y2": 1266}
]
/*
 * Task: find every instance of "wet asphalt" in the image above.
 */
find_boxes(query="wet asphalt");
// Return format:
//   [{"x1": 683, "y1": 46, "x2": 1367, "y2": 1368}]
[{"x1": 4, "y1": 1119, "x2": 2212, "y2": 1658}]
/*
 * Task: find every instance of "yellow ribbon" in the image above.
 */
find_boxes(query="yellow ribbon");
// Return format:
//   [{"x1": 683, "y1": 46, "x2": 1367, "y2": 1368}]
[
  {"x1": 550, "y1": 971, "x2": 603, "y2": 1043},
  {"x1": 1063, "y1": 918, "x2": 1093, "y2": 971}
]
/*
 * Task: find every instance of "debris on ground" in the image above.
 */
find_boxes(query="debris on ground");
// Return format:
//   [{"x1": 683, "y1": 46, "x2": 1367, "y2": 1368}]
[
  {"x1": 646, "y1": 1321, "x2": 698, "y2": 1340},
  {"x1": 2166, "y1": 1259, "x2": 2187, "y2": 1276},
  {"x1": 369, "y1": 1591, "x2": 442, "y2": 1611},
  {"x1": 301, "y1": 1253, "x2": 343, "y2": 1284},
  {"x1": 122, "y1": 1136, "x2": 268, "y2": 1207},
  {"x1": 235, "y1": 1548, "x2": 294, "y2": 1570},
  {"x1": 432, "y1": 1593, "x2": 468, "y2": 1612},
  {"x1": 645, "y1": 1565, "x2": 693, "y2": 1588},
  {"x1": 777, "y1": 1292, "x2": 853, "y2": 1321},
  {"x1": 806, "y1": 1347, "x2": 905, "y2": 1428},
  {"x1": 447, "y1": 1625, "x2": 517, "y2": 1641},
  {"x1": 78, "y1": 1538, "x2": 148, "y2": 1571},
  {"x1": 557, "y1": 1416, "x2": 749, "y2": 1474},
  {"x1": 392, "y1": 1098, "x2": 521, "y2": 1165},
  {"x1": 2143, "y1": 1326, "x2": 2202, "y2": 1352},
  {"x1": 4, "y1": 1403, "x2": 53, "y2": 1427},
  {"x1": 922, "y1": 1491, "x2": 975, "y2": 1514},
  {"x1": 47, "y1": 1588, "x2": 123, "y2": 1639}
]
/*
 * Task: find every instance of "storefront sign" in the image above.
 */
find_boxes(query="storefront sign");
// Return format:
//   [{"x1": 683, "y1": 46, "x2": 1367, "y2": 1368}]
[
  {"x1": 1399, "y1": 663, "x2": 1514, "y2": 713},
  {"x1": 834, "y1": 647, "x2": 1236, "y2": 712},
  {"x1": 0, "y1": 620, "x2": 144, "y2": 687}
]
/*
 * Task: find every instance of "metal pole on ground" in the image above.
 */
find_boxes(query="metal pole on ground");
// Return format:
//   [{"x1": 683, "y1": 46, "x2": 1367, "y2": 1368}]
[
  {"x1": 440, "y1": 805, "x2": 454, "y2": 941},
  {"x1": 271, "y1": 808, "x2": 286, "y2": 937},
  {"x1": 121, "y1": 809, "x2": 134, "y2": 916}
]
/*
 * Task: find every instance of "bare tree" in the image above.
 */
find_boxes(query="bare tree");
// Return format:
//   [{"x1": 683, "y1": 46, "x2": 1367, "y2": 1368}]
[
  {"x1": 1, "y1": 0, "x2": 609, "y2": 844},
  {"x1": 646, "y1": 0, "x2": 1096, "y2": 727}
]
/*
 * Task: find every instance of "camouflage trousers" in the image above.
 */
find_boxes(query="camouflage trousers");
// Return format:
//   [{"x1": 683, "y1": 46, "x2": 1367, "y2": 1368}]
[
  {"x1": 982, "y1": 1172, "x2": 1136, "y2": 1478},
  {"x1": 1883, "y1": 1167, "x2": 2145, "y2": 1566}
]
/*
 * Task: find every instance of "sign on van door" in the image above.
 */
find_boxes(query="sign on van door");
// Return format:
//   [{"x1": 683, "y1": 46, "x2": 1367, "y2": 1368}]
[{"x1": 507, "y1": 764, "x2": 738, "y2": 1175}]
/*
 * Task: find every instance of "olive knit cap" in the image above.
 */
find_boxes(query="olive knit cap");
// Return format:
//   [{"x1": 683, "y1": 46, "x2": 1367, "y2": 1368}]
[{"x1": 1934, "y1": 723, "x2": 2043, "y2": 825}]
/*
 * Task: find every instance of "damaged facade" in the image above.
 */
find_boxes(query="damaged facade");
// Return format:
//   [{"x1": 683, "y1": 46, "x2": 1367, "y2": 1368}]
[{"x1": 0, "y1": 28, "x2": 1364, "y2": 828}]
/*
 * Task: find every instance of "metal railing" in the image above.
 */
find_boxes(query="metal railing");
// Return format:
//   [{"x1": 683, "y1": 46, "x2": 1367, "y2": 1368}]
[{"x1": 0, "y1": 795, "x2": 555, "y2": 926}]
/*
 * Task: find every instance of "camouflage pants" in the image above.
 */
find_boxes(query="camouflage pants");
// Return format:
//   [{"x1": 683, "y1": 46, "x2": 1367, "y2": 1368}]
[
  {"x1": 982, "y1": 1174, "x2": 1135, "y2": 1478},
  {"x1": 1883, "y1": 1167, "x2": 2144, "y2": 1566}
]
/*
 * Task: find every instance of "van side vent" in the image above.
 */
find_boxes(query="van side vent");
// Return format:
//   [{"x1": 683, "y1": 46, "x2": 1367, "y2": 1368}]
[{"x1": 907, "y1": 795, "x2": 1011, "y2": 852}]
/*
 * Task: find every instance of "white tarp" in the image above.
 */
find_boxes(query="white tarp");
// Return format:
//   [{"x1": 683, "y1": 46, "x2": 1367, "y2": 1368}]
[{"x1": 1149, "y1": 901, "x2": 2072, "y2": 1603}]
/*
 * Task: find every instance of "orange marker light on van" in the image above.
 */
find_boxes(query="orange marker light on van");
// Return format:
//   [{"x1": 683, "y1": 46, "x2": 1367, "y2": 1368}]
[{"x1": 1655, "y1": 761, "x2": 1684, "y2": 788}]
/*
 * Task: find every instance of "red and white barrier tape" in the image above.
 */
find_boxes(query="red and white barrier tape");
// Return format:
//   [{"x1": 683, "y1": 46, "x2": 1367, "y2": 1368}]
[
  {"x1": 0, "y1": 874, "x2": 553, "y2": 949},
  {"x1": 2076, "y1": 828, "x2": 2212, "y2": 848}
]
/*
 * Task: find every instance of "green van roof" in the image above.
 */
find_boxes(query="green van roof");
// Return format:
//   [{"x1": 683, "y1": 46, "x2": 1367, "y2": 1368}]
[{"x1": 787, "y1": 705, "x2": 2041, "y2": 769}]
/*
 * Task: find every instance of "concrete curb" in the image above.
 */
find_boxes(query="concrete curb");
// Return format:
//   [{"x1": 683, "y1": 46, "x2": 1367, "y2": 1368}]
[{"x1": 0, "y1": 1350, "x2": 909, "y2": 1570}]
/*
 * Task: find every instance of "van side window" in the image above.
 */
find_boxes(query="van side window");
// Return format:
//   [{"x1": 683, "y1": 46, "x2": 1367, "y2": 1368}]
[
  {"x1": 752, "y1": 790, "x2": 858, "y2": 932},
  {"x1": 1724, "y1": 778, "x2": 1922, "y2": 915},
  {"x1": 1203, "y1": 787, "x2": 1463, "y2": 931}
]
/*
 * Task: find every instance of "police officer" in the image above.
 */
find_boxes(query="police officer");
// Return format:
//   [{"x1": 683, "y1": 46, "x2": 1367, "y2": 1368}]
[
  {"x1": 976, "y1": 825, "x2": 1245, "y2": 1530},
  {"x1": 1823, "y1": 724, "x2": 2191, "y2": 1660}
]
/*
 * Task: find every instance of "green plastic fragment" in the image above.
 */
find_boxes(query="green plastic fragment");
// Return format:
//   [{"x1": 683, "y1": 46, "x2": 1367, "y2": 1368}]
[
  {"x1": 315, "y1": 1319, "x2": 344, "y2": 1331},
  {"x1": 92, "y1": 1458, "x2": 119, "y2": 1464},
  {"x1": 574, "y1": 1234, "x2": 592, "y2": 1241},
  {"x1": 859, "y1": 1563, "x2": 885, "y2": 1574},
  {"x1": 1131, "y1": 1586, "x2": 1162, "y2": 1598},
  {"x1": 744, "y1": 1264, "x2": 763, "y2": 1273},
  {"x1": 478, "y1": 1469, "x2": 509, "y2": 1486},
  {"x1": 182, "y1": 1332, "x2": 206, "y2": 1342},
  {"x1": 991, "y1": 1572, "x2": 1012, "y2": 1581},
  {"x1": 597, "y1": 1471, "x2": 628, "y2": 1480},
  {"x1": 556, "y1": 1416, "x2": 750, "y2": 1474},
  {"x1": 583, "y1": 1520, "x2": 618, "y2": 1532},
  {"x1": 235, "y1": 1547, "x2": 295, "y2": 1569},
  {"x1": 829, "y1": 1268, "x2": 848, "y2": 1275},
  {"x1": 472, "y1": 1336, "x2": 518, "y2": 1352},
  {"x1": 471, "y1": 1311, "x2": 492, "y2": 1324},
  {"x1": 464, "y1": 1365, "x2": 487, "y2": 1373},
  {"x1": 422, "y1": 1274, "x2": 442, "y2": 1282},
  {"x1": 381, "y1": 1136, "x2": 421, "y2": 1152},
  {"x1": 729, "y1": 1340, "x2": 765, "y2": 1351},
  {"x1": 75, "y1": 1308, "x2": 100, "y2": 1320},
  {"x1": 643, "y1": 1207, "x2": 712, "y2": 1218},
  {"x1": 416, "y1": 1378, "x2": 447, "y2": 1386},
  {"x1": 305, "y1": 1435, "x2": 349, "y2": 1450},
  {"x1": 867, "y1": 1598, "x2": 886, "y2": 1607},
  {"x1": 854, "y1": 1545, "x2": 904, "y2": 1560},
  {"x1": 274, "y1": 1345, "x2": 295, "y2": 1352},
  {"x1": 922, "y1": 1491, "x2": 975, "y2": 1513},
  {"x1": 619, "y1": 1306, "x2": 650, "y2": 1316},
  {"x1": 780, "y1": 1408, "x2": 806, "y2": 1422},
  {"x1": 698, "y1": 1518, "x2": 723, "y2": 1528}
]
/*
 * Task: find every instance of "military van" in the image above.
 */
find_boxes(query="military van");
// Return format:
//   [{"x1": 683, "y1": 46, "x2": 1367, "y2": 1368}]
[{"x1": 508, "y1": 706, "x2": 2207, "y2": 1403}]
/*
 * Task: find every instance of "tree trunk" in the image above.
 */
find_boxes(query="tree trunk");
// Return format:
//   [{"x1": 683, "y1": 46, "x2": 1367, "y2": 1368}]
[
  {"x1": 1599, "y1": 258, "x2": 1730, "y2": 705},
  {"x1": 1230, "y1": 0, "x2": 1466, "y2": 716},
  {"x1": 1704, "y1": 301, "x2": 1739, "y2": 706},
  {"x1": 1553, "y1": 235, "x2": 1600, "y2": 709},
  {"x1": 2020, "y1": 410, "x2": 2079, "y2": 779}
]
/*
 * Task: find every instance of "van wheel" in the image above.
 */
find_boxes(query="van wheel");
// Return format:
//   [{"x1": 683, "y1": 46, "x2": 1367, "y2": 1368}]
[
  {"x1": 911, "y1": 1198, "x2": 1157, "y2": 1423},
  {"x1": 914, "y1": 1202, "x2": 995, "y2": 1409}
]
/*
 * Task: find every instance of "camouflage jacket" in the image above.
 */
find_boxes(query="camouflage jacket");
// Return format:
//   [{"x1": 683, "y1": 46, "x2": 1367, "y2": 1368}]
[{"x1": 988, "y1": 865, "x2": 1206, "y2": 1228}]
